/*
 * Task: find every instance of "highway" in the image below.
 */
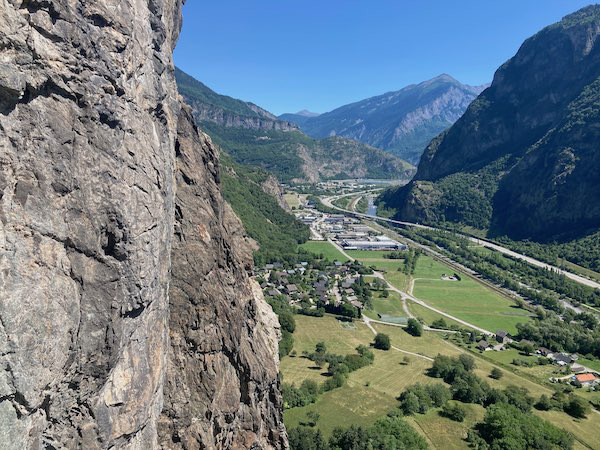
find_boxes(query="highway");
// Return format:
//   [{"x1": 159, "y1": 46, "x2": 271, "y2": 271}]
[{"x1": 322, "y1": 193, "x2": 600, "y2": 291}]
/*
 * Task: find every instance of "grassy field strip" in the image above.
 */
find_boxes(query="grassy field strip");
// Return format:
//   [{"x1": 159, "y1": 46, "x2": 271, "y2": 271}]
[
  {"x1": 283, "y1": 193, "x2": 301, "y2": 208},
  {"x1": 364, "y1": 316, "x2": 433, "y2": 361},
  {"x1": 368, "y1": 221, "x2": 530, "y2": 305},
  {"x1": 377, "y1": 324, "x2": 600, "y2": 449},
  {"x1": 300, "y1": 240, "x2": 350, "y2": 262},
  {"x1": 407, "y1": 402, "x2": 486, "y2": 450},
  {"x1": 408, "y1": 256, "x2": 531, "y2": 334},
  {"x1": 346, "y1": 237, "x2": 531, "y2": 334},
  {"x1": 282, "y1": 316, "x2": 436, "y2": 436}
]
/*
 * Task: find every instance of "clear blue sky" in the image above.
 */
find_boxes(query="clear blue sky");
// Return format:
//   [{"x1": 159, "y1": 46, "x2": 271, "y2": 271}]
[{"x1": 175, "y1": 1, "x2": 595, "y2": 115}]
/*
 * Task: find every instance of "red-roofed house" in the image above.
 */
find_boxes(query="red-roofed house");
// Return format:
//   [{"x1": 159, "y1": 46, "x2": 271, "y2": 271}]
[{"x1": 574, "y1": 373, "x2": 598, "y2": 386}]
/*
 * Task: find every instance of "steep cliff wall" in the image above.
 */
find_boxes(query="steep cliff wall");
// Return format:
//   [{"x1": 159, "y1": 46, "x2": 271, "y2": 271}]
[
  {"x1": 0, "y1": 1, "x2": 285, "y2": 449},
  {"x1": 383, "y1": 6, "x2": 600, "y2": 240},
  {"x1": 158, "y1": 106, "x2": 285, "y2": 449}
]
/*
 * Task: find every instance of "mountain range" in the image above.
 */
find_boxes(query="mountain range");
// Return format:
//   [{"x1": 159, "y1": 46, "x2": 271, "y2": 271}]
[
  {"x1": 280, "y1": 75, "x2": 486, "y2": 164},
  {"x1": 379, "y1": 5, "x2": 600, "y2": 242},
  {"x1": 175, "y1": 68, "x2": 415, "y2": 182}
]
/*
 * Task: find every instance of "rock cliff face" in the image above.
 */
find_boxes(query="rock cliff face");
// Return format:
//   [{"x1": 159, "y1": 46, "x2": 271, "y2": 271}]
[
  {"x1": 383, "y1": 6, "x2": 600, "y2": 240},
  {"x1": 0, "y1": 1, "x2": 285, "y2": 449},
  {"x1": 175, "y1": 67, "x2": 298, "y2": 132},
  {"x1": 261, "y1": 175, "x2": 291, "y2": 212},
  {"x1": 158, "y1": 106, "x2": 285, "y2": 449}
]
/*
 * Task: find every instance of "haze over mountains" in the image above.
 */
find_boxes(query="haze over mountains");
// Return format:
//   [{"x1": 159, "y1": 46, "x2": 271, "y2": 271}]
[
  {"x1": 175, "y1": 68, "x2": 415, "y2": 183},
  {"x1": 380, "y1": 5, "x2": 600, "y2": 242},
  {"x1": 280, "y1": 75, "x2": 487, "y2": 164}
]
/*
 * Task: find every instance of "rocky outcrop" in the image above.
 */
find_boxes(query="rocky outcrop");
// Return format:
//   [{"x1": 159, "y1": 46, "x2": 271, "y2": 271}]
[
  {"x1": 384, "y1": 5, "x2": 600, "y2": 240},
  {"x1": 0, "y1": 1, "x2": 285, "y2": 449},
  {"x1": 187, "y1": 102, "x2": 298, "y2": 131},
  {"x1": 261, "y1": 175, "x2": 290, "y2": 212},
  {"x1": 158, "y1": 106, "x2": 286, "y2": 449}
]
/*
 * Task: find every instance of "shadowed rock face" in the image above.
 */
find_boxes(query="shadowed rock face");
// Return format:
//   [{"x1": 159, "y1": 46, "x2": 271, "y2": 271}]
[
  {"x1": 158, "y1": 106, "x2": 286, "y2": 449},
  {"x1": 0, "y1": 1, "x2": 285, "y2": 449},
  {"x1": 384, "y1": 5, "x2": 600, "y2": 240}
]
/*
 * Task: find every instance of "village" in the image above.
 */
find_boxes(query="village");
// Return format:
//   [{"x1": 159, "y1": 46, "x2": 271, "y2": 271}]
[
  {"x1": 471, "y1": 330, "x2": 600, "y2": 389},
  {"x1": 277, "y1": 190, "x2": 600, "y2": 393},
  {"x1": 256, "y1": 255, "x2": 378, "y2": 320}
]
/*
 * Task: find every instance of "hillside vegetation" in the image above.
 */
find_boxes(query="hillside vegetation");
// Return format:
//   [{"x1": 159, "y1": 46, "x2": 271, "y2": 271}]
[
  {"x1": 204, "y1": 122, "x2": 415, "y2": 183},
  {"x1": 382, "y1": 6, "x2": 600, "y2": 249},
  {"x1": 176, "y1": 68, "x2": 415, "y2": 183},
  {"x1": 220, "y1": 154, "x2": 310, "y2": 264}
]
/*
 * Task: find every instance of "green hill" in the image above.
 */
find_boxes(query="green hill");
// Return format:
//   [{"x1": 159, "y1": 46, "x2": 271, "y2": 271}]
[{"x1": 219, "y1": 153, "x2": 309, "y2": 264}]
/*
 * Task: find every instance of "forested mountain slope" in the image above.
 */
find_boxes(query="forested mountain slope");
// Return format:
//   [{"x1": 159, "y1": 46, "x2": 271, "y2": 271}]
[
  {"x1": 176, "y1": 69, "x2": 415, "y2": 182},
  {"x1": 282, "y1": 75, "x2": 485, "y2": 164},
  {"x1": 380, "y1": 5, "x2": 600, "y2": 243}
]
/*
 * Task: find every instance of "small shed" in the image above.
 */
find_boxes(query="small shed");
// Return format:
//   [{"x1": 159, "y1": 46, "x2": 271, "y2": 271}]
[
  {"x1": 477, "y1": 340, "x2": 490, "y2": 351},
  {"x1": 495, "y1": 330, "x2": 508, "y2": 343}
]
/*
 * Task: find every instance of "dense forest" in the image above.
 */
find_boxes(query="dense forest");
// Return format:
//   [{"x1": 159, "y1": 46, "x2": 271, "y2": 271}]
[{"x1": 220, "y1": 154, "x2": 309, "y2": 264}]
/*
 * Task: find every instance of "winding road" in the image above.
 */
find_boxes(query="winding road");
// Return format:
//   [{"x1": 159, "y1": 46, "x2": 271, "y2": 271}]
[{"x1": 322, "y1": 193, "x2": 600, "y2": 291}]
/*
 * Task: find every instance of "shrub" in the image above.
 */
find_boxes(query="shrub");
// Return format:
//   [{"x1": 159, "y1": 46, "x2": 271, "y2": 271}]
[
  {"x1": 564, "y1": 396, "x2": 590, "y2": 419},
  {"x1": 406, "y1": 318, "x2": 423, "y2": 337},
  {"x1": 490, "y1": 367, "x2": 503, "y2": 379},
  {"x1": 431, "y1": 318, "x2": 448, "y2": 329},
  {"x1": 440, "y1": 403, "x2": 467, "y2": 422},
  {"x1": 374, "y1": 333, "x2": 391, "y2": 350}
]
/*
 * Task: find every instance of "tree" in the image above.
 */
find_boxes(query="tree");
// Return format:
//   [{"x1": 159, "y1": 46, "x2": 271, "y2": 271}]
[
  {"x1": 490, "y1": 367, "x2": 503, "y2": 380},
  {"x1": 315, "y1": 341, "x2": 327, "y2": 355},
  {"x1": 564, "y1": 396, "x2": 590, "y2": 419},
  {"x1": 477, "y1": 403, "x2": 574, "y2": 449},
  {"x1": 279, "y1": 330, "x2": 294, "y2": 358},
  {"x1": 306, "y1": 411, "x2": 320, "y2": 427},
  {"x1": 458, "y1": 354, "x2": 475, "y2": 372},
  {"x1": 406, "y1": 318, "x2": 423, "y2": 337},
  {"x1": 279, "y1": 311, "x2": 296, "y2": 333},
  {"x1": 428, "y1": 383, "x2": 451, "y2": 407},
  {"x1": 503, "y1": 385, "x2": 533, "y2": 412},
  {"x1": 402, "y1": 355, "x2": 411, "y2": 365},
  {"x1": 288, "y1": 426, "x2": 328, "y2": 450},
  {"x1": 399, "y1": 391, "x2": 420, "y2": 415},
  {"x1": 441, "y1": 403, "x2": 467, "y2": 422},
  {"x1": 373, "y1": 333, "x2": 391, "y2": 350},
  {"x1": 535, "y1": 394, "x2": 554, "y2": 411},
  {"x1": 520, "y1": 342, "x2": 535, "y2": 355},
  {"x1": 431, "y1": 318, "x2": 447, "y2": 329}
]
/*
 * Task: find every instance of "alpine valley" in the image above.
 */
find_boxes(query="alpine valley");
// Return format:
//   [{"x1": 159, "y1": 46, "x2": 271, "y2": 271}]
[{"x1": 2, "y1": 2, "x2": 600, "y2": 450}]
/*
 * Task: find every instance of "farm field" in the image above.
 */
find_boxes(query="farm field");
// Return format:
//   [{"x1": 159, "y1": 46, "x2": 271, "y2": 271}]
[
  {"x1": 366, "y1": 291, "x2": 406, "y2": 319},
  {"x1": 282, "y1": 315, "x2": 600, "y2": 449},
  {"x1": 282, "y1": 315, "x2": 434, "y2": 436},
  {"x1": 406, "y1": 301, "x2": 469, "y2": 330},
  {"x1": 345, "y1": 250, "x2": 399, "y2": 259},
  {"x1": 300, "y1": 240, "x2": 350, "y2": 262},
  {"x1": 371, "y1": 323, "x2": 600, "y2": 450},
  {"x1": 407, "y1": 402, "x2": 485, "y2": 450},
  {"x1": 410, "y1": 256, "x2": 531, "y2": 334}
]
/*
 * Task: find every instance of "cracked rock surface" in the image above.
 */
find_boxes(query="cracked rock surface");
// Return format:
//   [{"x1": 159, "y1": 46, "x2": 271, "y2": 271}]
[{"x1": 0, "y1": 0, "x2": 286, "y2": 448}]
